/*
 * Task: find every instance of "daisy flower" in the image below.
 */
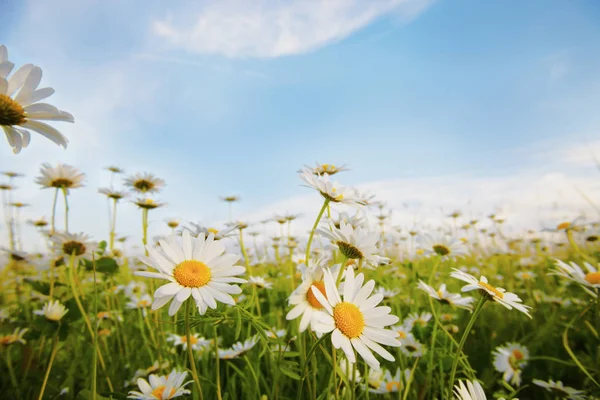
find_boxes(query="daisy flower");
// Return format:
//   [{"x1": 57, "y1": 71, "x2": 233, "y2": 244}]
[
  {"x1": 35, "y1": 163, "x2": 85, "y2": 190},
  {"x1": 180, "y1": 222, "x2": 238, "y2": 241},
  {"x1": 532, "y1": 379, "x2": 586, "y2": 400},
  {"x1": 124, "y1": 173, "x2": 165, "y2": 194},
  {"x1": 369, "y1": 368, "x2": 411, "y2": 394},
  {"x1": 0, "y1": 55, "x2": 73, "y2": 154},
  {"x1": 247, "y1": 275, "x2": 273, "y2": 289},
  {"x1": 453, "y1": 380, "x2": 486, "y2": 400},
  {"x1": 34, "y1": 299, "x2": 68, "y2": 321},
  {"x1": 403, "y1": 312, "x2": 432, "y2": 329},
  {"x1": 127, "y1": 369, "x2": 191, "y2": 399},
  {"x1": 125, "y1": 294, "x2": 153, "y2": 316},
  {"x1": 134, "y1": 198, "x2": 166, "y2": 210},
  {"x1": 420, "y1": 233, "x2": 468, "y2": 259},
  {"x1": 299, "y1": 170, "x2": 362, "y2": 205},
  {"x1": 98, "y1": 187, "x2": 129, "y2": 201},
  {"x1": 311, "y1": 267, "x2": 402, "y2": 370},
  {"x1": 515, "y1": 271, "x2": 536, "y2": 282},
  {"x1": 303, "y1": 162, "x2": 349, "y2": 176},
  {"x1": 166, "y1": 333, "x2": 212, "y2": 352},
  {"x1": 390, "y1": 323, "x2": 415, "y2": 344},
  {"x1": 417, "y1": 281, "x2": 475, "y2": 310},
  {"x1": 0, "y1": 327, "x2": 28, "y2": 346},
  {"x1": 136, "y1": 231, "x2": 246, "y2": 316},
  {"x1": 400, "y1": 335, "x2": 425, "y2": 358},
  {"x1": 50, "y1": 232, "x2": 97, "y2": 262},
  {"x1": 373, "y1": 286, "x2": 400, "y2": 299},
  {"x1": 492, "y1": 343, "x2": 529, "y2": 386},
  {"x1": 450, "y1": 269, "x2": 532, "y2": 318},
  {"x1": 551, "y1": 259, "x2": 600, "y2": 298},
  {"x1": 218, "y1": 336, "x2": 259, "y2": 359},
  {"x1": 317, "y1": 221, "x2": 388, "y2": 268}
]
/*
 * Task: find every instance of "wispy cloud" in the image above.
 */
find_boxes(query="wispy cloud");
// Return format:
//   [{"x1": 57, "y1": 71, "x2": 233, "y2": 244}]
[{"x1": 152, "y1": 0, "x2": 435, "y2": 58}]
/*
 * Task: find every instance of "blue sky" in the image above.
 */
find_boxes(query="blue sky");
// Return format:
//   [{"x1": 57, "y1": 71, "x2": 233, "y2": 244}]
[{"x1": 1, "y1": 0, "x2": 600, "y2": 250}]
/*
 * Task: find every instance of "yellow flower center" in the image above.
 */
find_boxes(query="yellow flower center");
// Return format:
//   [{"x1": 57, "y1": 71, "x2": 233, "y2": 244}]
[
  {"x1": 50, "y1": 178, "x2": 75, "y2": 188},
  {"x1": 386, "y1": 381, "x2": 402, "y2": 392},
  {"x1": 180, "y1": 335, "x2": 199, "y2": 345},
  {"x1": 173, "y1": 260, "x2": 211, "y2": 288},
  {"x1": 97, "y1": 312, "x2": 110, "y2": 319},
  {"x1": 137, "y1": 300, "x2": 150, "y2": 307},
  {"x1": 0, "y1": 94, "x2": 26, "y2": 126},
  {"x1": 397, "y1": 330, "x2": 407, "y2": 339},
  {"x1": 556, "y1": 222, "x2": 570, "y2": 230},
  {"x1": 333, "y1": 302, "x2": 365, "y2": 338},
  {"x1": 585, "y1": 272, "x2": 600, "y2": 285},
  {"x1": 62, "y1": 240, "x2": 86, "y2": 256},
  {"x1": 512, "y1": 349, "x2": 524, "y2": 360},
  {"x1": 478, "y1": 281, "x2": 504, "y2": 299},
  {"x1": 151, "y1": 385, "x2": 176, "y2": 400},
  {"x1": 521, "y1": 273, "x2": 531, "y2": 279},
  {"x1": 306, "y1": 281, "x2": 326, "y2": 309},
  {"x1": 336, "y1": 241, "x2": 363, "y2": 260},
  {"x1": 134, "y1": 180, "x2": 154, "y2": 192},
  {"x1": 208, "y1": 228, "x2": 219, "y2": 235},
  {"x1": 432, "y1": 245, "x2": 450, "y2": 256},
  {"x1": 167, "y1": 221, "x2": 179, "y2": 228}
]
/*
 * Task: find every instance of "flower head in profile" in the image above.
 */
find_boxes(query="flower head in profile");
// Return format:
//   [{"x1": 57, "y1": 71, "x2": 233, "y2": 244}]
[
  {"x1": 317, "y1": 221, "x2": 388, "y2": 268},
  {"x1": 299, "y1": 169, "x2": 362, "y2": 205},
  {"x1": 99, "y1": 187, "x2": 128, "y2": 201},
  {"x1": 532, "y1": 379, "x2": 586, "y2": 400},
  {"x1": 450, "y1": 268, "x2": 532, "y2": 318},
  {"x1": 179, "y1": 222, "x2": 237, "y2": 240},
  {"x1": 136, "y1": 231, "x2": 246, "y2": 316},
  {"x1": 493, "y1": 343, "x2": 529, "y2": 386},
  {"x1": 403, "y1": 312, "x2": 432, "y2": 329},
  {"x1": 35, "y1": 163, "x2": 85, "y2": 190},
  {"x1": 303, "y1": 163, "x2": 349, "y2": 176},
  {"x1": 247, "y1": 275, "x2": 273, "y2": 289},
  {"x1": 311, "y1": 267, "x2": 401, "y2": 370},
  {"x1": 417, "y1": 280, "x2": 474, "y2": 310},
  {"x1": 1, "y1": 46, "x2": 73, "y2": 154},
  {"x1": 50, "y1": 232, "x2": 97, "y2": 262},
  {"x1": 127, "y1": 369, "x2": 191, "y2": 399},
  {"x1": 134, "y1": 198, "x2": 166, "y2": 210},
  {"x1": 34, "y1": 299, "x2": 68, "y2": 321},
  {"x1": 420, "y1": 233, "x2": 468, "y2": 259},
  {"x1": 218, "y1": 336, "x2": 259, "y2": 359},
  {"x1": 166, "y1": 333, "x2": 212, "y2": 352},
  {"x1": 0, "y1": 328, "x2": 28, "y2": 346},
  {"x1": 551, "y1": 259, "x2": 600, "y2": 298},
  {"x1": 125, "y1": 173, "x2": 165, "y2": 194}
]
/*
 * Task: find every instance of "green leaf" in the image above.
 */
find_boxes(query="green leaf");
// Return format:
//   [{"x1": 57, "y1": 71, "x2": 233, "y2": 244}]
[
  {"x1": 83, "y1": 257, "x2": 119, "y2": 274},
  {"x1": 280, "y1": 366, "x2": 301, "y2": 380}
]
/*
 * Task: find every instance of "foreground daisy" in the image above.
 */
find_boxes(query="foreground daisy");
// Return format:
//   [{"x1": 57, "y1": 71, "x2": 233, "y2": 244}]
[
  {"x1": 127, "y1": 369, "x2": 191, "y2": 399},
  {"x1": 137, "y1": 231, "x2": 246, "y2": 315},
  {"x1": 532, "y1": 379, "x2": 586, "y2": 400},
  {"x1": 551, "y1": 259, "x2": 600, "y2": 298},
  {"x1": 311, "y1": 267, "x2": 402, "y2": 370},
  {"x1": 0, "y1": 52, "x2": 73, "y2": 153},
  {"x1": 417, "y1": 280, "x2": 474, "y2": 310},
  {"x1": 450, "y1": 269, "x2": 532, "y2": 317},
  {"x1": 34, "y1": 299, "x2": 68, "y2": 321},
  {"x1": 492, "y1": 343, "x2": 529, "y2": 386},
  {"x1": 453, "y1": 380, "x2": 486, "y2": 400}
]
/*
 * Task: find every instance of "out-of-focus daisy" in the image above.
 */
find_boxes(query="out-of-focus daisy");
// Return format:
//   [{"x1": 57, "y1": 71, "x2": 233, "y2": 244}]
[
  {"x1": 317, "y1": 222, "x2": 388, "y2": 268},
  {"x1": 299, "y1": 170, "x2": 362, "y2": 205},
  {"x1": 266, "y1": 328, "x2": 286, "y2": 339},
  {"x1": 492, "y1": 343, "x2": 529, "y2": 386},
  {"x1": 515, "y1": 271, "x2": 536, "y2": 282},
  {"x1": 369, "y1": 368, "x2": 411, "y2": 394},
  {"x1": 166, "y1": 219, "x2": 179, "y2": 230},
  {"x1": 50, "y1": 232, "x2": 97, "y2": 262},
  {"x1": 403, "y1": 312, "x2": 432, "y2": 329},
  {"x1": 0, "y1": 58, "x2": 73, "y2": 153},
  {"x1": 166, "y1": 333, "x2": 212, "y2": 352},
  {"x1": 400, "y1": 335, "x2": 425, "y2": 357},
  {"x1": 218, "y1": 336, "x2": 259, "y2": 359},
  {"x1": 29, "y1": 217, "x2": 49, "y2": 229},
  {"x1": 532, "y1": 379, "x2": 586, "y2": 400},
  {"x1": 126, "y1": 294, "x2": 153, "y2": 315},
  {"x1": 134, "y1": 198, "x2": 166, "y2": 210},
  {"x1": 0, "y1": 327, "x2": 28, "y2": 345},
  {"x1": 116, "y1": 281, "x2": 148, "y2": 297},
  {"x1": 36, "y1": 163, "x2": 85, "y2": 190},
  {"x1": 180, "y1": 222, "x2": 237, "y2": 240},
  {"x1": 373, "y1": 286, "x2": 400, "y2": 299},
  {"x1": 338, "y1": 359, "x2": 362, "y2": 383},
  {"x1": 450, "y1": 268, "x2": 532, "y2": 318},
  {"x1": 390, "y1": 323, "x2": 414, "y2": 345},
  {"x1": 247, "y1": 275, "x2": 273, "y2": 289},
  {"x1": 417, "y1": 281, "x2": 475, "y2": 310},
  {"x1": 33, "y1": 299, "x2": 68, "y2": 321},
  {"x1": 453, "y1": 380, "x2": 486, "y2": 400},
  {"x1": 98, "y1": 187, "x2": 128, "y2": 201},
  {"x1": 420, "y1": 233, "x2": 468, "y2": 259},
  {"x1": 127, "y1": 369, "x2": 191, "y2": 399},
  {"x1": 551, "y1": 259, "x2": 600, "y2": 297},
  {"x1": 311, "y1": 267, "x2": 401, "y2": 370},
  {"x1": 136, "y1": 231, "x2": 246, "y2": 316},
  {"x1": 303, "y1": 163, "x2": 349, "y2": 176},
  {"x1": 330, "y1": 211, "x2": 365, "y2": 230},
  {"x1": 125, "y1": 173, "x2": 165, "y2": 194}
]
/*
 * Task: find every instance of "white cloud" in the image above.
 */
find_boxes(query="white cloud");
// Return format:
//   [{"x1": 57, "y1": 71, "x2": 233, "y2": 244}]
[{"x1": 152, "y1": 0, "x2": 434, "y2": 58}]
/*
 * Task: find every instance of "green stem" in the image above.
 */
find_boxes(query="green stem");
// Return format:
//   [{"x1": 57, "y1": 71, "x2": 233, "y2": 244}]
[
  {"x1": 305, "y1": 199, "x2": 330, "y2": 267},
  {"x1": 50, "y1": 187, "x2": 59, "y2": 235},
  {"x1": 5, "y1": 350, "x2": 20, "y2": 397},
  {"x1": 142, "y1": 208, "x2": 149, "y2": 257},
  {"x1": 213, "y1": 325, "x2": 223, "y2": 400},
  {"x1": 336, "y1": 256, "x2": 349, "y2": 286},
  {"x1": 38, "y1": 334, "x2": 60, "y2": 400},
  {"x1": 185, "y1": 300, "x2": 203, "y2": 400},
  {"x1": 448, "y1": 296, "x2": 487, "y2": 396},
  {"x1": 239, "y1": 228, "x2": 250, "y2": 269},
  {"x1": 61, "y1": 187, "x2": 69, "y2": 233},
  {"x1": 91, "y1": 256, "x2": 98, "y2": 398},
  {"x1": 109, "y1": 198, "x2": 117, "y2": 251}
]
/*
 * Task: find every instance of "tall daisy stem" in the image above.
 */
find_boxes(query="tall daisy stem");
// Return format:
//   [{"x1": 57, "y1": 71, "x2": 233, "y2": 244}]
[
  {"x1": 38, "y1": 334, "x2": 60, "y2": 400},
  {"x1": 50, "y1": 188, "x2": 59, "y2": 234},
  {"x1": 142, "y1": 208, "x2": 149, "y2": 257},
  {"x1": 305, "y1": 199, "x2": 330, "y2": 267},
  {"x1": 185, "y1": 300, "x2": 203, "y2": 400},
  {"x1": 448, "y1": 296, "x2": 487, "y2": 395},
  {"x1": 213, "y1": 325, "x2": 223, "y2": 400},
  {"x1": 109, "y1": 198, "x2": 117, "y2": 251},
  {"x1": 61, "y1": 187, "x2": 69, "y2": 233},
  {"x1": 239, "y1": 228, "x2": 250, "y2": 269}
]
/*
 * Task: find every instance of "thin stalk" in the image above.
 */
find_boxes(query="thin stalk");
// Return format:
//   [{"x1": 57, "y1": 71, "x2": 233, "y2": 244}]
[
  {"x1": 91, "y1": 256, "x2": 98, "y2": 398},
  {"x1": 38, "y1": 334, "x2": 60, "y2": 400},
  {"x1": 448, "y1": 296, "x2": 487, "y2": 395},
  {"x1": 61, "y1": 187, "x2": 69, "y2": 233},
  {"x1": 305, "y1": 199, "x2": 330, "y2": 267},
  {"x1": 185, "y1": 300, "x2": 203, "y2": 400},
  {"x1": 4, "y1": 350, "x2": 20, "y2": 397},
  {"x1": 50, "y1": 188, "x2": 59, "y2": 234},
  {"x1": 142, "y1": 208, "x2": 149, "y2": 256},
  {"x1": 213, "y1": 325, "x2": 223, "y2": 400},
  {"x1": 239, "y1": 228, "x2": 250, "y2": 269},
  {"x1": 109, "y1": 198, "x2": 117, "y2": 251}
]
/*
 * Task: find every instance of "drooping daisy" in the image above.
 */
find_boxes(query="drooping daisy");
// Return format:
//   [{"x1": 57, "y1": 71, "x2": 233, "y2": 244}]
[
  {"x1": 50, "y1": 232, "x2": 97, "y2": 262},
  {"x1": 417, "y1": 281, "x2": 475, "y2": 310},
  {"x1": 453, "y1": 380, "x2": 486, "y2": 400},
  {"x1": 492, "y1": 343, "x2": 529, "y2": 386},
  {"x1": 35, "y1": 163, "x2": 85, "y2": 190},
  {"x1": 532, "y1": 379, "x2": 586, "y2": 400},
  {"x1": 166, "y1": 333, "x2": 212, "y2": 352},
  {"x1": 136, "y1": 231, "x2": 246, "y2": 316},
  {"x1": 317, "y1": 222, "x2": 388, "y2": 268},
  {"x1": 299, "y1": 169, "x2": 362, "y2": 205},
  {"x1": 450, "y1": 269, "x2": 532, "y2": 318},
  {"x1": 127, "y1": 369, "x2": 191, "y2": 400},
  {"x1": 419, "y1": 233, "x2": 468, "y2": 259},
  {"x1": 124, "y1": 173, "x2": 165, "y2": 194},
  {"x1": 0, "y1": 56, "x2": 73, "y2": 153},
  {"x1": 218, "y1": 336, "x2": 259, "y2": 359},
  {"x1": 551, "y1": 259, "x2": 600, "y2": 298},
  {"x1": 400, "y1": 335, "x2": 425, "y2": 358},
  {"x1": 33, "y1": 299, "x2": 68, "y2": 321},
  {"x1": 311, "y1": 267, "x2": 402, "y2": 370},
  {"x1": 247, "y1": 275, "x2": 273, "y2": 289},
  {"x1": 369, "y1": 368, "x2": 411, "y2": 394},
  {"x1": 0, "y1": 327, "x2": 28, "y2": 346}
]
